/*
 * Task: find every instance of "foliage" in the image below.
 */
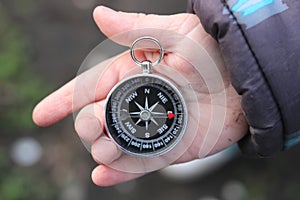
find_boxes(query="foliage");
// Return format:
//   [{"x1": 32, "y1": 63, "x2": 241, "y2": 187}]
[
  {"x1": 0, "y1": 3, "x2": 50, "y2": 132},
  {"x1": 0, "y1": 3, "x2": 57, "y2": 200},
  {"x1": 0, "y1": 148, "x2": 57, "y2": 200}
]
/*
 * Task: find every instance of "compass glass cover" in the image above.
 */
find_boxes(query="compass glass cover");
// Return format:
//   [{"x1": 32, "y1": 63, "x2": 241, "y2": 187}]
[{"x1": 105, "y1": 74, "x2": 187, "y2": 157}]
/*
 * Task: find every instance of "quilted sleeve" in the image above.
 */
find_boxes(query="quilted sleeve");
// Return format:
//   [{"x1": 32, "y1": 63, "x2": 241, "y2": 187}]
[{"x1": 188, "y1": 0, "x2": 300, "y2": 157}]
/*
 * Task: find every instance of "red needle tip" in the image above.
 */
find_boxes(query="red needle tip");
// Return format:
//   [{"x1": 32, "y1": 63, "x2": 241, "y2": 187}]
[{"x1": 167, "y1": 112, "x2": 175, "y2": 119}]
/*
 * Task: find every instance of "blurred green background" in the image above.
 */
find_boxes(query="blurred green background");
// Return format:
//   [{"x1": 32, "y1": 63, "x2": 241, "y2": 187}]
[{"x1": 1, "y1": 0, "x2": 300, "y2": 200}]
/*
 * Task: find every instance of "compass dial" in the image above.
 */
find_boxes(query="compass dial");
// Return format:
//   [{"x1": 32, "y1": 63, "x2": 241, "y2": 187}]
[{"x1": 105, "y1": 74, "x2": 187, "y2": 157}]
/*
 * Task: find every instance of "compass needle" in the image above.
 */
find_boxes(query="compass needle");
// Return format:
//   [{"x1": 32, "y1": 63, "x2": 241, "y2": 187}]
[
  {"x1": 134, "y1": 101, "x2": 144, "y2": 111},
  {"x1": 149, "y1": 101, "x2": 159, "y2": 112},
  {"x1": 145, "y1": 121, "x2": 149, "y2": 130},
  {"x1": 129, "y1": 112, "x2": 141, "y2": 115},
  {"x1": 135, "y1": 119, "x2": 142, "y2": 125},
  {"x1": 151, "y1": 112, "x2": 166, "y2": 115},
  {"x1": 150, "y1": 117, "x2": 159, "y2": 126},
  {"x1": 145, "y1": 96, "x2": 149, "y2": 110}
]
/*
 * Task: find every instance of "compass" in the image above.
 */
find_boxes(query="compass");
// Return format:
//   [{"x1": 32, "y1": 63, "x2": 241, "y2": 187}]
[{"x1": 105, "y1": 37, "x2": 188, "y2": 157}]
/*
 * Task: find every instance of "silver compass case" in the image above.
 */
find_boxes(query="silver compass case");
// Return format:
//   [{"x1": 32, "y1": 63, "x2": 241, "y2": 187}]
[{"x1": 104, "y1": 37, "x2": 188, "y2": 157}]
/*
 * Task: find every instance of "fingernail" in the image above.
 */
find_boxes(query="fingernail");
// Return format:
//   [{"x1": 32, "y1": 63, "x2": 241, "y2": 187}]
[{"x1": 94, "y1": 6, "x2": 115, "y2": 15}]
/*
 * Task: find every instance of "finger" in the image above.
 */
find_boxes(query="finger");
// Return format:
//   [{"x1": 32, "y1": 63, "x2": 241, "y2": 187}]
[
  {"x1": 93, "y1": 6, "x2": 201, "y2": 47},
  {"x1": 92, "y1": 6, "x2": 227, "y2": 89},
  {"x1": 91, "y1": 136, "x2": 122, "y2": 166},
  {"x1": 32, "y1": 53, "x2": 137, "y2": 127},
  {"x1": 74, "y1": 101, "x2": 105, "y2": 142},
  {"x1": 91, "y1": 165, "x2": 145, "y2": 187}
]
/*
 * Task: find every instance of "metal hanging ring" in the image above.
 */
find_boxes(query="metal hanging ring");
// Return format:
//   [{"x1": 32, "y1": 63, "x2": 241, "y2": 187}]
[{"x1": 130, "y1": 36, "x2": 164, "y2": 67}]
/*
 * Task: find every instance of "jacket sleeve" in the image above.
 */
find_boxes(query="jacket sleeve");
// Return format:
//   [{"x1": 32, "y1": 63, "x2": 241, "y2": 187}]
[{"x1": 187, "y1": 0, "x2": 300, "y2": 157}]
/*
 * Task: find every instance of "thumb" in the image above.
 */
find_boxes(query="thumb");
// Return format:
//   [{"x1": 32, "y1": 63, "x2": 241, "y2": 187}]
[{"x1": 93, "y1": 6, "x2": 199, "y2": 47}]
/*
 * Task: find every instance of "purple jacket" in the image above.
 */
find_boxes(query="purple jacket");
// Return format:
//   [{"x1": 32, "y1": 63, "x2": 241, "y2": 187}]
[{"x1": 188, "y1": 0, "x2": 300, "y2": 157}]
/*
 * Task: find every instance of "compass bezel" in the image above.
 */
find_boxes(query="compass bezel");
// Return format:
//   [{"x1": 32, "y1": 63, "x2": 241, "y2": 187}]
[{"x1": 104, "y1": 73, "x2": 188, "y2": 158}]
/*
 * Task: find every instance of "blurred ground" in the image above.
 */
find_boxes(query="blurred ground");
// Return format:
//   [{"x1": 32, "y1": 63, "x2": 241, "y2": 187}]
[{"x1": 1, "y1": 0, "x2": 300, "y2": 200}]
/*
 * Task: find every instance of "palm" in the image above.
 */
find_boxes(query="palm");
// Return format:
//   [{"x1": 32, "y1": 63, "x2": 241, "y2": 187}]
[{"x1": 33, "y1": 6, "x2": 248, "y2": 186}]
